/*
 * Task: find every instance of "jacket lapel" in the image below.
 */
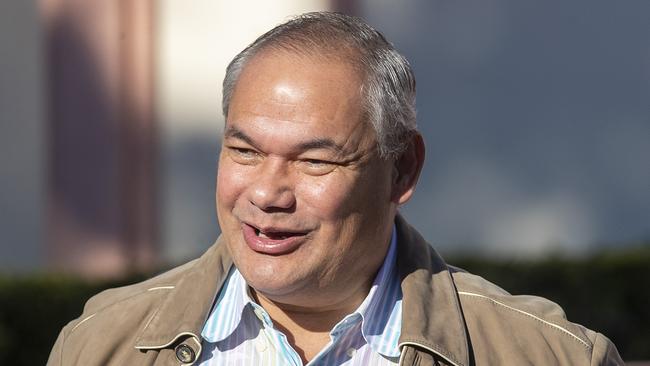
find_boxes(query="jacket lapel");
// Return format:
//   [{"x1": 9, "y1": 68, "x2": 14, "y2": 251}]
[
  {"x1": 134, "y1": 237, "x2": 234, "y2": 350},
  {"x1": 395, "y1": 214, "x2": 470, "y2": 366}
]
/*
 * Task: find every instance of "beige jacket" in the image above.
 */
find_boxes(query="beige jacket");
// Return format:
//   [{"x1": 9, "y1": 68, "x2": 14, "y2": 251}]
[{"x1": 48, "y1": 216, "x2": 624, "y2": 365}]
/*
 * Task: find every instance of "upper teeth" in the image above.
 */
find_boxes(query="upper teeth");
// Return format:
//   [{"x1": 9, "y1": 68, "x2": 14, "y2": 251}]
[{"x1": 257, "y1": 230, "x2": 288, "y2": 240}]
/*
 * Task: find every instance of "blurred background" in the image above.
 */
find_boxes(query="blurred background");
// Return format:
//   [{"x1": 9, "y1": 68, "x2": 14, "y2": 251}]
[{"x1": 1, "y1": 0, "x2": 648, "y2": 364}]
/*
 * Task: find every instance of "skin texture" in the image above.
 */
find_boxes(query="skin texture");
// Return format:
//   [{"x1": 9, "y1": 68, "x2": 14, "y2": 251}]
[{"x1": 215, "y1": 49, "x2": 424, "y2": 362}]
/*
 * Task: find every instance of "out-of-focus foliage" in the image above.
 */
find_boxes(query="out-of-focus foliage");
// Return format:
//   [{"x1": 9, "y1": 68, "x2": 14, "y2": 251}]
[
  {"x1": 450, "y1": 244, "x2": 650, "y2": 361},
  {"x1": 0, "y1": 245, "x2": 648, "y2": 365},
  {"x1": 0, "y1": 273, "x2": 148, "y2": 365}
]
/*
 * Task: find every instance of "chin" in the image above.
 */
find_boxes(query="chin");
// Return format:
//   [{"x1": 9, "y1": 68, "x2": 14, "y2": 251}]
[{"x1": 246, "y1": 271, "x2": 305, "y2": 299}]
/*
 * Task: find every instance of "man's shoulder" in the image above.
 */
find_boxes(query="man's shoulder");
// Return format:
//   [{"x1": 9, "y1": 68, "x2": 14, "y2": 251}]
[
  {"x1": 394, "y1": 215, "x2": 622, "y2": 364},
  {"x1": 79, "y1": 239, "x2": 231, "y2": 317},
  {"x1": 48, "y1": 241, "x2": 233, "y2": 365},
  {"x1": 448, "y1": 266, "x2": 622, "y2": 364},
  {"x1": 449, "y1": 266, "x2": 590, "y2": 339},
  {"x1": 56, "y1": 257, "x2": 200, "y2": 348},
  {"x1": 47, "y1": 259, "x2": 198, "y2": 365}
]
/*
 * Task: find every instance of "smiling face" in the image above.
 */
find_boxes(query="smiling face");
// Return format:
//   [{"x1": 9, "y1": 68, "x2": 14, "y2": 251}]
[{"x1": 216, "y1": 50, "x2": 399, "y2": 307}]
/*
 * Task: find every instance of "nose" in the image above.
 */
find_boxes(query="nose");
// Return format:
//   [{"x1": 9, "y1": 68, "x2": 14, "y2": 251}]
[{"x1": 247, "y1": 158, "x2": 296, "y2": 212}]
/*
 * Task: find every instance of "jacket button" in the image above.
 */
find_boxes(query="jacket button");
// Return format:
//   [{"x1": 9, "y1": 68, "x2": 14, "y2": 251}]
[{"x1": 175, "y1": 343, "x2": 196, "y2": 364}]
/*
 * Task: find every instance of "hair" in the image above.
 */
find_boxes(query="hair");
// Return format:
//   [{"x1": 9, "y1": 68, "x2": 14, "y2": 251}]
[{"x1": 222, "y1": 11, "x2": 417, "y2": 160}]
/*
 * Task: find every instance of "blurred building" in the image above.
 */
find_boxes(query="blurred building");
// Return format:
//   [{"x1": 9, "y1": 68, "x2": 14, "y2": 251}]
[
  {"x1": 1, "y1": 0, "x2": 648, "y2": 277},
  {"x1": 1, "y1": 0, "x2": 335, "y2": 277}
]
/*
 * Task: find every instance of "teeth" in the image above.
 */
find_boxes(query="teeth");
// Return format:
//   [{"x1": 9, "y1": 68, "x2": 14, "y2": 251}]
[{"x1": 256, "y1": 230, "x2": 288, "y2": 240}]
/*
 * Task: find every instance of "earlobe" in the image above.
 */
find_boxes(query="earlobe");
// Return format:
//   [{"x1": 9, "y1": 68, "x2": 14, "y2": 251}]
[{"x1": 391, "y1": 133, "x2": 425, "y2": 205}]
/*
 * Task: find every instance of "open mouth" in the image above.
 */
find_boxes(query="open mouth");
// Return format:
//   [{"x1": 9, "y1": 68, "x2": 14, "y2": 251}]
[
  {"x1": 242, "y1": 222, "x2": 308, "y2": 255},
  {"x1": 253, "y1": 227, "x2": 303, "y2": 240},
  {"x1": 242, "y1": 223, "x2": 308, "y2": 256}
]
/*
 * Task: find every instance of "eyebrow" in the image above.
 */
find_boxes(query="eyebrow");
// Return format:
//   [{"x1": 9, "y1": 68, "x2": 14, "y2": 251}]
[
  {"x1": 224, "y1": 126, "x2": 255, "y2": 146},
  {"x1": 224, "y1": 125, "x2": 346, "y2": 154}
]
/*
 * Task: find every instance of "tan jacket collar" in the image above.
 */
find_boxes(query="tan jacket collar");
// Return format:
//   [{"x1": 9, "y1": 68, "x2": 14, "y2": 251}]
[
  {"x1": 134, "y1": 237, "x2": 233, "y2": 349},
  {"x1": 395, "y1": 214, "x2": 470, "y2": 366}
]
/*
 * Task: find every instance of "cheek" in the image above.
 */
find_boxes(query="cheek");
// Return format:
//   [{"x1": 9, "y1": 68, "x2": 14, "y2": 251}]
[
  {"x1": 300, "y1": 165, "x2": 393, "y2": 222},
  {"x1": 296, "y1": 174, "x2": 360, "y2": 219},
  {"x1": 216, "y1": 159, "x2": 249, "y2": 210}
]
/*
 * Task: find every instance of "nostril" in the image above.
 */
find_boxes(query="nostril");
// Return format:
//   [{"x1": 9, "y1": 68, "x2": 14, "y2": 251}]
[
  {"x1": 249, "y1": 188, "x2": 296, "y2": 213},
  {"x1": 245, "y1": 159, "x2": 297, "y2": 210},
  {"x1": 254, "y1": 201, "x2": 297, "y2": 214}
]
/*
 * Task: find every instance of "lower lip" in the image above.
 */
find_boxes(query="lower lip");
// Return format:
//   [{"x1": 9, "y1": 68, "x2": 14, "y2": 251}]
[{"x1": 241, "y1": 223, "x2": 306, "y2": 255}]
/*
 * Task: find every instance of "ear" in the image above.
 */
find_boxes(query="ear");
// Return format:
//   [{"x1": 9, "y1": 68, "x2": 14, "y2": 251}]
[{"x1": 391, "y1": 133, "x2": 425, "y2": 205}]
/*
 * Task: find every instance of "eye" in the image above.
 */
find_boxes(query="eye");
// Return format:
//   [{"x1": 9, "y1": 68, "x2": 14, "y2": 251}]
[
  {"x1": 305, "y1": 159, "x2": 328, "y2": 166},
  {"x1": 232, "y1": 147, "x2": 255, "y2": 156},
  {"x1": 227, "y1": 146, "x2": 261, "y2": 164},
  {"x1": 300, "y1": 158, "x2": 337, "y2": 175}
]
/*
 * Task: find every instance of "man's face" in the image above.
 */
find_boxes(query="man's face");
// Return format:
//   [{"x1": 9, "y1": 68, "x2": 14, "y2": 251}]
[{"x1": 216, "y1": 51, "x2": 397, "y2": 306}]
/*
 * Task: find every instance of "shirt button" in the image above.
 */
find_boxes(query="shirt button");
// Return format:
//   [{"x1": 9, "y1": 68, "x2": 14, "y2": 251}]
[
  {"x1": 175, "y1": 343, "x2": 196, "y2": 364},
  {"x1": 346, "y1": 347, "x2": 356, "y2": 358}
]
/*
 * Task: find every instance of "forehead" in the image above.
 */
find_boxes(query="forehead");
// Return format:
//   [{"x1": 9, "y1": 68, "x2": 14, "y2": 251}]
[
  {"x1": 225, "y1": 51, "x2": 373, "y2": 148},
  {"x1": 232, "y1": 50, "x2": 363, "y2": 109}
]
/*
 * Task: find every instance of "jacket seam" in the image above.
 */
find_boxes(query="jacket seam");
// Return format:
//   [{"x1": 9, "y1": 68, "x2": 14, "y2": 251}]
[
  {"x1": 148, "y1": 286, "x2": 175, "y2": 291},
  {"x1": 67, "y1": 286, "x2": 175, "y2": 336},
  {"x1": 58, "y1": 326, "x2": 66, "y2": 366},
  {"x1": 71, "y1": 313, "x2": 96, "y2": 333},
  {"x1": 590, "y1": 333, "x2": 597, "y2": 365},
  {"x1": 134, "y1": 331, "x2": 201, "y2": 350},
  {"x1": 458, "y1": 291, "x2": 592, "y2": 350},
  {"x1": 399, "y1": 342, "x2": 462, "y2": 366}
]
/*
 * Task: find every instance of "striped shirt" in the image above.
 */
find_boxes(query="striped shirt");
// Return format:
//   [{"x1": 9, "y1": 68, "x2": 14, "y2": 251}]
[{"x1": 199, "y1": 228, "x2": 402, "y2": 365}]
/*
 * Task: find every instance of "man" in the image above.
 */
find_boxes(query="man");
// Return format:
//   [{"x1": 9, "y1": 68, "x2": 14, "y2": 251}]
[{"x1": 49, "y1": 12, "x2": 623, "y2": 365}]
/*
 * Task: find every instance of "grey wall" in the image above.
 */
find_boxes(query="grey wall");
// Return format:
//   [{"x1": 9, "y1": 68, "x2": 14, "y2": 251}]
[{"x1": 361, "y1": 0, "x2": 650, "y2": 255}]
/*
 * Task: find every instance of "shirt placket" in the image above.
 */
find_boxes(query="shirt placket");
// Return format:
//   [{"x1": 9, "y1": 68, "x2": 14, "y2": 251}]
[
  {"x1": 308, "y1": 314, "x2": 362, "y2": 366},
  {"x1": 251, "y1": 303, "x2": 303, "y2": 366}
]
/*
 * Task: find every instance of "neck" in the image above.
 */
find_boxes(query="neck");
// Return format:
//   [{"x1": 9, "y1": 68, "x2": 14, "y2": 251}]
[{"x1": 251, "y1": 279, "x2": 372, "y2": 363}]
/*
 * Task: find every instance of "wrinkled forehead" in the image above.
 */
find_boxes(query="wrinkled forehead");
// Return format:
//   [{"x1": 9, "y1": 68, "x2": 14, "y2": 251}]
[
  {"x1": 232, "y1": 50, "x2": 364, "y2": 118},
  {"x1": 225, "y1": 50, "x2": 379, "y2": 156},
  {"x1": 252, "y1": 39, "x2": 368, "y2": 84},
  {"x1": 229, "y1": 47, "x2": 373, "y2": 131}
]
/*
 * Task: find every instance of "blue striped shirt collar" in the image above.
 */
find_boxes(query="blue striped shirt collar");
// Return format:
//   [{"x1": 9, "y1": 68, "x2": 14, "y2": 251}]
[
  {"x1": 359, "y1": 227, "x2": 402, "y2": 357},
  {"x1": 202, "y1": 225, "x2": 402, "y2": 358}
]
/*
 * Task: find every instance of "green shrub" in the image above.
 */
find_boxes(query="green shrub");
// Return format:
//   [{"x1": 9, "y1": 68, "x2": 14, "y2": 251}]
[{"x1": 0, "y1": 274, "x2": 147, "y2": 365}]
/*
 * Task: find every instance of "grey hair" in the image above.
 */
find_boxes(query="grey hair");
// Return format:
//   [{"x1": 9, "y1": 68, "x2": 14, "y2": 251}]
[{"x1": 222, "y1": 12, "x2": 417, "y2": 160}]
